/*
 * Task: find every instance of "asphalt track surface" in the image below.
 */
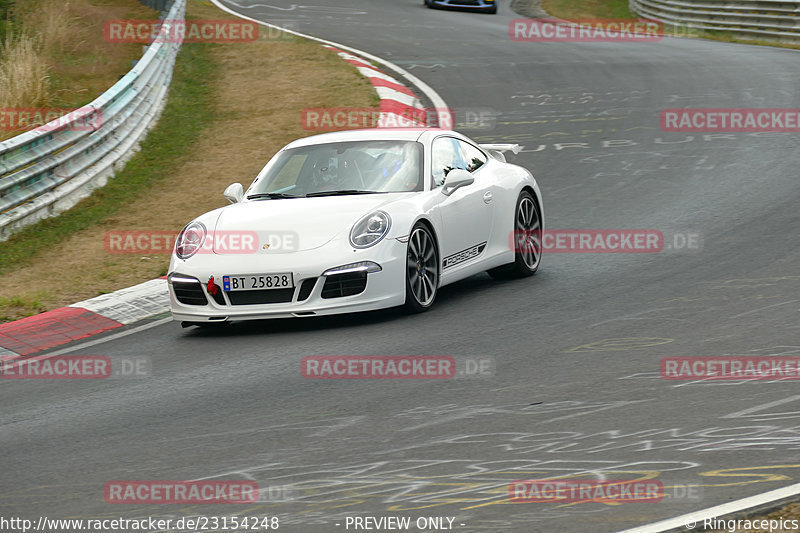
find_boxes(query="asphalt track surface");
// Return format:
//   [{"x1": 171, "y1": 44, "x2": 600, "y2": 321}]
[{"x1": 3, "y1": 1, "x2": 800, "y2": 532}]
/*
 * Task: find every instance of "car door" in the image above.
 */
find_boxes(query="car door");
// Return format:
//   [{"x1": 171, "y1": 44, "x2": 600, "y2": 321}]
[{"x1": 432, "y1": 136, "x2": 494, "y2": 273}]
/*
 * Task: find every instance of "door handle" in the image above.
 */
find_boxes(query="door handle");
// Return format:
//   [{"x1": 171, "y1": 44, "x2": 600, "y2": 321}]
[{"x1": 483, "y1": 191, "x2": 493, "y2": 204}]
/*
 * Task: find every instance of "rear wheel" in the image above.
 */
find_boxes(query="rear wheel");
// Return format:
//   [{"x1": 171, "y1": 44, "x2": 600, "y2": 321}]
[
  {"x1": 404, "y1": 224, "x2": 439, "y2": 312},
  {"x1": 489, "y1": 190, "x2": 541, "y2": 279}
]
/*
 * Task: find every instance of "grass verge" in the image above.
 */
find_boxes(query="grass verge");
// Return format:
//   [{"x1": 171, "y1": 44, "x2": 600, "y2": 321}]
[
  {"x1": 0, "y1": 0, "x2": 378, "y2": 322},
  {"x1": 0, "y1": 0, "x2": 156, "y2": 141},
  {"x1": 540, "y1": 0, "x2": 633, "y2": 20}
]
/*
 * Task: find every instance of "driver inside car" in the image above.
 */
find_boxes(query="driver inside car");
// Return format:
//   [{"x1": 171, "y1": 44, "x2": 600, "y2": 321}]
[{"x1": 312, "y1": 155, "x2": 365, "y2": 192}]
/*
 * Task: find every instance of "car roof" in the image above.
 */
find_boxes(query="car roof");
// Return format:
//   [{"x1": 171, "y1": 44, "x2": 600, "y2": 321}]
[{"x1": 283, "y1": 128, "x2": 457, "y2": 149}]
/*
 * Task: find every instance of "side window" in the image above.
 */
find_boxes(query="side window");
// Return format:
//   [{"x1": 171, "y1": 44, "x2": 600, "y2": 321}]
[
  {"x1": 457, "y1": 140, "x2": 487, "y2": 173},
  {"x1": 431, "y1": 137, "x2": 465, "y2": 188}
]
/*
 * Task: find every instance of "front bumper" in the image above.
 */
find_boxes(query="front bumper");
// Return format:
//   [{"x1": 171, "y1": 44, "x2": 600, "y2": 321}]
[{"x1": 168, "y1": 237, "x2": 407, "y2": 322}]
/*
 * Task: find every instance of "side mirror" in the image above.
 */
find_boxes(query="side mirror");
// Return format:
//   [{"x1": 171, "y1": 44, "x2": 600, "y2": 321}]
[
  {"x1": 223, "y1": 183, "x2": 244, "y2": 204},
  {"x1": 441, "y1": 169, "x2": 474, "y2": 196}
]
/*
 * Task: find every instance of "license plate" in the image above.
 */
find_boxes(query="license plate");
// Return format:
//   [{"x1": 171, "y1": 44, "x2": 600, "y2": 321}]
[{"x1": 223, "y1": 273, "x2": 294, "y2": 291}]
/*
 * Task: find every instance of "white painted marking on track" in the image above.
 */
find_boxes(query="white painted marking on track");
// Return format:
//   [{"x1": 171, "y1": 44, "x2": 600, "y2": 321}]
[
  {"x1": 722, "y1": 395, "x2": 800, "y2": 421},
  {"x1": 589, "y1": 307, "x2": 678, "y2": 328},
  {"x1": 222, "y1": 0, "x2": 367, "y2": 14},
  {"x1": 2, "y1": 317, "x2": 173, "y2": 371},
  {"x1": 617, "y1": 482, "x2": 800, "y2": 533},
  {"x1": 729, "y1": 299, "x2": 800, "y2": 319},
  {"x1": 44, "y1": 317, "x2": 173, "y2": 356},
  {"x1": 0, "y1": 347, "x2": 19, "y2": 357},
  {"x1": 47, "y1": 317, "x2": 175, "y2": 356}
]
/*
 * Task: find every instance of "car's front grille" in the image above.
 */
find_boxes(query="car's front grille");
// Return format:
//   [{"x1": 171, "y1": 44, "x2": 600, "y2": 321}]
[
  {"x1": 172, "y1": 280, "x2": 209, "y2": 306},
  {"x1": 321, "y1": 272, "x2": 367, "y2": 299},
  {"x1": 449, "y1": 0, "x2": 481, "y2": 5},
  {"x1": 175, "y1": 274, "x2": 359, "y2": 306},
  {"x1": 227, "y1": 288, "x2": 295, "y2": 305}
]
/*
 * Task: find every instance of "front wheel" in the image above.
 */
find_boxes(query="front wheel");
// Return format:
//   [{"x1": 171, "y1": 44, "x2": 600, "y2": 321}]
[
  {"x1": 404, "y1": 224, "x2": 439, "y2": 312},
  {"x1": 489, "y1": 190, "x2": 542, "y2": 279}
]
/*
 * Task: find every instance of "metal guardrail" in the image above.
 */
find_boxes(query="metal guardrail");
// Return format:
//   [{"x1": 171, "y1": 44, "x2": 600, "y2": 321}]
[
  {"x1": 630, "y1": 0, "x2": 800, "y2": 42},
  {"x1": 0, "y1": 0, "x2": 185, "y2": 241}
]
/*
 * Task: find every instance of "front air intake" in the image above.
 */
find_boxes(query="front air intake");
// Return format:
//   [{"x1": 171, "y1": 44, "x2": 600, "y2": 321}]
[
  {"x1": 321, "y1": 272, "x2": 367, "y2": 299},
  {"x1": 171, "y1": 278, "x2": 209, "y2": 306}
]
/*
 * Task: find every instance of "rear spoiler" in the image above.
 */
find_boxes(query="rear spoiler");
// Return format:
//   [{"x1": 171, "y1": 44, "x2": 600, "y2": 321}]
[{"x1": 479, "y1": 143, "x2": 522, "y2": 162}]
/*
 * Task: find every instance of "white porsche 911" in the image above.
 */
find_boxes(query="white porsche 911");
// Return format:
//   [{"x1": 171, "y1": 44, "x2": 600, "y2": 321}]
[{"x1": 168, "y1": 129, "x2": 543, "y2": 325}]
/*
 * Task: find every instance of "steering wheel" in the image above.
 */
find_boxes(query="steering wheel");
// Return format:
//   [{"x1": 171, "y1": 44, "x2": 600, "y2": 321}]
[{"x1": 312, "y1": 161, "x2": 339, "y2": 191}]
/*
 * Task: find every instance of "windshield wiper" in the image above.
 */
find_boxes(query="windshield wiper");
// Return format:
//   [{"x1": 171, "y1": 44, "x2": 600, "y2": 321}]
[
  {"x1": 246, "y1": 192, "x2": 300, "y2": 200},
  {"x1": 305, "y1": 190, "x2": 381, "y2": 197}
]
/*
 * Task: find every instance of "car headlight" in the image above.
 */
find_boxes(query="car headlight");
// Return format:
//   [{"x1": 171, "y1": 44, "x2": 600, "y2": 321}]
[
  {"x1": 175, "y1": 221, "x2": 206, "y2": 259},
  {"x1": 350, "y1": 211, "x2": 391, "y2": 248}
]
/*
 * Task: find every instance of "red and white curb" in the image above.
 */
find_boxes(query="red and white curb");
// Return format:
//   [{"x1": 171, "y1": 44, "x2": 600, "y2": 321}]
[
  {"x1": 324, "y1": 46, "x2": 429, "y2": 127},
  {"x1": 0, "y1": 32, "x2": 439, "y2": 363},
  {"x1": 0, "y1": 278, "x2": 169, "y2": 362}
]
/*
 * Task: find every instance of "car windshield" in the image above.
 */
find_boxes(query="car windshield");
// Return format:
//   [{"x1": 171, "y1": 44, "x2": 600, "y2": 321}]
[{"x1": 248, "y1": 140, "x2": 423, "y2": 197}]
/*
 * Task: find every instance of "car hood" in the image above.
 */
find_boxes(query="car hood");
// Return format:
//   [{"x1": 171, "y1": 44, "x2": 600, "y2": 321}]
[{"x1": 211, "y1": 193, "x2": 412, "y2": 254}]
